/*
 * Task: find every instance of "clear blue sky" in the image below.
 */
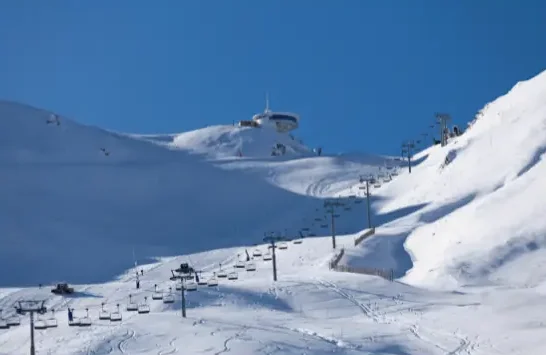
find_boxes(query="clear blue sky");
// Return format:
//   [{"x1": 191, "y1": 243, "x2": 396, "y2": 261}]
[{"x1": 1, "y1": 1, "x2": 545, "y2": 155}]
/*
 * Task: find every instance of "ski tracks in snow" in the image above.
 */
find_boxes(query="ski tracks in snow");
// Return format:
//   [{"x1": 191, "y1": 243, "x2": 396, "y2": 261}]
[
  {"x1": 316, "y1": 278, "x2": 475, "y2": 355},
  {"x1": 116, "y1": 328, "x2": 136, "y2": 354},
  {"x1": 156, "y1": 337, "x2": 178, "y2": 355},
  {"x1": 213, "y1": 326, "x2": 248, "y2": 355}
]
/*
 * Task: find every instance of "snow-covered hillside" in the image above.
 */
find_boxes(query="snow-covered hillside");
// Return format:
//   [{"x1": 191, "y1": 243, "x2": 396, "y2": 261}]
[
  {"x1": 0, "y1": 101, "x2": 390, "y2": 286},
  {"x1": 136, "y1": 124, "x2": 311, "y2": 159},
  {"x1": 3, "y1": 69, "x2": 546, "y2": 355},
  {"x1": 341, "y1": 69, "x2": 546, "y2": 291}
]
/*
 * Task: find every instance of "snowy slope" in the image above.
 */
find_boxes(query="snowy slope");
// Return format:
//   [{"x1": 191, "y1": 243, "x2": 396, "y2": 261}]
[
  {"x1": 137, "y1": 125, "x2": 312, "y2": 159},
  {"x1": 0, "y1": 101, "x2": 391, "y2": 287},
  {"x1": 342, "y1": 69, "x2": 546, "y2": 289},
  {"x1": 3, "y1": 68, "x2": 546, "y2": 355}
]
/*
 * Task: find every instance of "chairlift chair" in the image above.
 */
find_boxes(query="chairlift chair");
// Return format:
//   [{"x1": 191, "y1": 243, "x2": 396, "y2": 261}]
[
  {"x1": 0, "y1": 319, "x2": 8, "y2": 329},
  {"x1": 79, "y1": 308, "x2": 92, "y2": 326},
  {"x1": 185, "y1": 281, "x2": 198, "y2": 291},
  {"x1": 127, "y1": 295, "x2": 138, "y2": 312},
  {"x1": 374, "y1": 183, "x2": 381, "y2": 188},
  {"x1": 309, "y1": 233, "x2": 317, "y2": 237},
  {"x1": 245, "y1": 262, "x2": 257, "y2": 271},
  {"x1": 227, "y1": 272, "x2": 238, "y2": 280},
  {"x1": 110, "y1": 305, "x2": 122, "y2": 322},
  {"x1": 252, "y1": 249, "x2": 262, "y2": 257},
  {"x1": 278, "y1": 242, "x2": 288, "y2": 249},
  {"x1": 45, "y1": 309, "x2": 58, "y2": 328},
  {"x1": 263, "y1": 253, "x2": 272, "y2": 261},
  {"x1": 137, "y1": 298, "x2": 150, "y2": 314},
  {"x1": 293, "y1": 239, "x2": 303, "y2": 244},
  {"x1": 234, "y1": 260, "x2": 245, "y2": 268},
  {"x1": 99, "y1": 303, "x2": 111, "y2": 320},
  {"x1": 320, "y1": 224, "x2": 328, "y2": 228},
  {"x1": 163, "y1": 293, "x2": 175, "y2": 304},
  {"x1": 152, "y1": 292, "x2": 163, "y2": 300},
  {"x1": 6, "y1": 316, "x2": 21, "y2": 327},
  {"x1": 34, "y1": 314, "x2": 48, "y2": 330},
  {"x1": 207, "y1": 278, "x2": 219, "y2": 287}
]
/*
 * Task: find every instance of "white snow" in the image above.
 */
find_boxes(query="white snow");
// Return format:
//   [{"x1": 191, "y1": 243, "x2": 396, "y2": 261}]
[{"x1": 2, "y1": 69, "x2": 546, "y2": 354}]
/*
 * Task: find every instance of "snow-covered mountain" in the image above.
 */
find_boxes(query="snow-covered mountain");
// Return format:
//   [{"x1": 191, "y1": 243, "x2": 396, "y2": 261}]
[
  {"x1": 2, "y1": 69, "x2": 546, "y2": 355},
  {"x1": 0, "y1": 101, "x2": 390, "y2": 286}
]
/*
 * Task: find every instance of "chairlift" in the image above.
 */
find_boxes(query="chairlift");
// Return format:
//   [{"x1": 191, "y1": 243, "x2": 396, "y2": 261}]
[
  {"x1": 0, "y1": 319, "x2": 8, "y2": 329},
  {"x1": 293, "y1": 239, "x2": 303, "y2": 244},
  {"x1": 99, "y1": 302, "x2": 111, "y2": 320},
  {"x1": 127, "y1": 294, "x2": 138, "y2": 312},
  {"x1": 137, "y1": 298, "x2": 150, "y2": 314},
  {"x1": 252, "y1": 249, "x2": 262, "y2": 257},
  {"x1": 110, "y1": 304, "x2": 122, "y2": 322},
  {"x1": 227, "y1": 272, "x2": 239, "y2": 280},
  {"x1": 391, "y1": 171, "x2": 399, "y2": 176},
  {"x1": 45, "y1": 309, "x2": 58, "y2": 328},
  {"x1": 34, "y1": 315, "x2": 48, "y2": 330},
  {"x1": 374, "y1": 183, "x2": 381, "y2": 188},
  {"x1": 309, "y1": 233, "x2": 317, "y2": 237},
  {"x1": 207, "y1": 278, "x2": 219, "y2": 287},
  {"x1": 152, "y1": 284, "x2": 164, "y2": 300},
  {"x1": 185, "y1": 281, "x2": 198, "y2": 291},
  {"x1": 278, "y1": 242, "x2": 288, "y2": 250},
  {"x1": 263, "y1": 253, "x2": 272, "y2": 261},
  {"x1": 245, "y1": 262, "x2": 257, "y2": 271},
  {"x1": 79, "y1": 308, "x2": 92, "y2": 327},
  {"x1": 6, "y1": 316, "x2": 21, "y2": 327},
  {"x1": 349, "y1": 195, "x2": 356, "y2": 199},
  {"x1": 234, "y1": 260, "x2": 245, "y2": 268},
  {"x1": 163, "y1": 293, "x2": 175, "y2": 304}
]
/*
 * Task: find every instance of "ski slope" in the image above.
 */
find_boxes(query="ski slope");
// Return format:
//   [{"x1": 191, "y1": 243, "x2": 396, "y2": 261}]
[{"x1": 2, "y1": 68, "x2": 546, "y2": 355}]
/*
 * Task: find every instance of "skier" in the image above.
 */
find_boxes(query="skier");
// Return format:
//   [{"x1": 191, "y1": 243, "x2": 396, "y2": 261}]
[{"x1": 67, "y1": 308, "x2": 73, "y2": 322}]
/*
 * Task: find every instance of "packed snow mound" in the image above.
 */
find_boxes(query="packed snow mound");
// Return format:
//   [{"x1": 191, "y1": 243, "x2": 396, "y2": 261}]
[
  {"x1": 344, "y1": 69, "x2": 546, "y2": 289},
  {"x1": 140, "y1": 124, "x2": 312, "y2": 159}
]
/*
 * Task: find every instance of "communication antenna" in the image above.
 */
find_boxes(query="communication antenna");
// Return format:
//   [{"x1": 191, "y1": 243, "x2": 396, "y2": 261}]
[{"x1": 265, "y1": 92, "x2": 271, "y2": 113}]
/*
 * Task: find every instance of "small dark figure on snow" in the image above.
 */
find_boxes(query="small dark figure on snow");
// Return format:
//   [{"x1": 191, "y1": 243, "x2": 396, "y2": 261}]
[
  {"x1": 136, "y1": 279, "x2": 140, "y2": 289},
  {"x1": 141, "y1": 269, "x2": 144, "y2": 276},
  {"x1": 195, "y1": 273, "x2": 200, "y2": 283},
  {"x1": 68, "y1": 308, "x2": 73, "y2": 322}
]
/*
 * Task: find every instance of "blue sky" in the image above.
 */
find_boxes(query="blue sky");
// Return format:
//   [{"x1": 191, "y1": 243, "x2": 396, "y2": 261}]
[{"x1": 1, "y1": 1, "x2": 545, "y2": 155}]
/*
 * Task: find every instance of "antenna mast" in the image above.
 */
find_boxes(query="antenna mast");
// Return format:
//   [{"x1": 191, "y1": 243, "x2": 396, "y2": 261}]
[{"x1": 265, "y1": 92, "x2": 271, "y2": 113}]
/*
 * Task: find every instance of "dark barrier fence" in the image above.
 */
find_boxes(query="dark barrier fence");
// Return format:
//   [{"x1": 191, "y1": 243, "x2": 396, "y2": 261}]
[
  {"x1": 328, "y1": 245, "x2": 394, "y2": 282},
  {"x1": 353, "y1": 228, "x2": 376, "y2": 246}
]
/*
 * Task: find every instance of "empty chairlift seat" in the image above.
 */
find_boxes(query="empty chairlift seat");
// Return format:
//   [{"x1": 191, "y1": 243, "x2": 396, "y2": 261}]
[
  {"x1": 217, "y1": 270, "x2": 228, "y2": 278},
  {"x1": 152, "y1": 292, "x2": 163, "y2": 300},
  {"x1": 234, "y1": 261, "x2": 245, "y2": 268},
  {"x1": 278, "y1": 242, "x2": 288, "y2": 250},
  {"x1": 227, "y1": 272, "x2": 238, "y2": 280},
  {"x1": 79, "y1": 309, "x2": 92, "y2": 326},
  {"x1": 252, "y1": 249, "x2": 262, "y2": 257},
  {"x1": 185, "y1": 281, "x2": 198, "y2": 291},
  {"x1": 263, "y1": 252, "x2": 272, "y2": 261},
  {"x1": 99, "y1": 303, "x2": 111, "y2": 320},
  {"x1": 163, "y1": 293, "x2": 175, "y2": 304},
  {"x1": 0, "y1": 319, "x2": 8, "y2": 330},
  {"x1": 6, "y1": 316, "x2": 21, "y2": 327},
  {"x1": 45, "y1": 310, "x2": 58, "y2": 328},
  {"x1": 293, "y1": 239, "x2": 303, "y2": 244},
  {"x1": 34, "y1": 318, "x2": 48, "y2": 330},
  {"x1": 245, "y1": 262, "x2": 257, "y2": 271},
  {"x1": 110, "y1": 305, "x2": 122, "y2": 322},
  {"x1": 138, "y1": 299, "x2": 150, "y2": 314},
  {"x1": 207, "y1": 278, "x2": 219, "y2": 287}
]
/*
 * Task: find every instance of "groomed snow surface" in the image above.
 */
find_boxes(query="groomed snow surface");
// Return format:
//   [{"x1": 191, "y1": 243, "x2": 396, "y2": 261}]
[{"x1": 2, "y1": 69, "x2": 546, "y2": 354}]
